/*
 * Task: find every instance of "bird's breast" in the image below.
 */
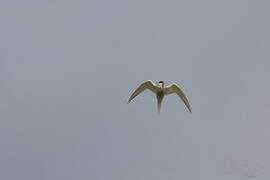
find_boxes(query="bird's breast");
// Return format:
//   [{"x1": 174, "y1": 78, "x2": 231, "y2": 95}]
[{"x1": 156, "y1": 91, "x2": 164, "y2": 99}]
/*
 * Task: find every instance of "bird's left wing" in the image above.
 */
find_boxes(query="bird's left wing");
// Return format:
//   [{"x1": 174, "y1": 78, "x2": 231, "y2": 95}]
[
  {"x1": 165, "y1": 83, "x2": 192, "y2": 112},
  {"x1": 128, "y1": 80, "x2": 156, "y2": 103}
]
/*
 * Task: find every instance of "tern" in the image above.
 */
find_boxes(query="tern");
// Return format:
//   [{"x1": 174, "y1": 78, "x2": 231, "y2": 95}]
[{"x1": 128, "y1": 80, "x2": 191, "y2": 112}]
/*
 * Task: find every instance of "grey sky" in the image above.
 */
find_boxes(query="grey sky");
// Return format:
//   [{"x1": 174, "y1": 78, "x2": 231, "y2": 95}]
[{"x1": 1, "y1": 0, "x2": 270, "y2": 179}]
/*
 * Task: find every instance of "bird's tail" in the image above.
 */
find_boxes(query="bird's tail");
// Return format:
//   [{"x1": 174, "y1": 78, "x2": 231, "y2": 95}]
[
  {"x1": 157, "y1": 100, "x2": 161, "y2": 112},
  {"x1": 157, "y1": 94, "x2": 164, "y2": 113}
]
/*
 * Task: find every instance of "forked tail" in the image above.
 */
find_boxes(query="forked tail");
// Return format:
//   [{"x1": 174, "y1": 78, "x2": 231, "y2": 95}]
[
  {"x1": 157, "y1": 98, "x2": 162, "y2": 112},
  {"x1": 156, "y1": 92, "x2": 164, "y2": 113}
]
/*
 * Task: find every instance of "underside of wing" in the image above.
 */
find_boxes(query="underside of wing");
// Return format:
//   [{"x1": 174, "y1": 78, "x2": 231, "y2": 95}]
[
  {"x1": 128, "y1": 80, "x2": 156, "y2": 103},
  {"x1": 165, "y1": 83, "x2": 192, "y2": 112}
]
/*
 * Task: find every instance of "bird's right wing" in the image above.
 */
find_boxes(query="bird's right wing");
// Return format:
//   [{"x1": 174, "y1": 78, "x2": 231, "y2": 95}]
[{"x1": 128, "y1": 80, "x2": 156, "y2": 103}]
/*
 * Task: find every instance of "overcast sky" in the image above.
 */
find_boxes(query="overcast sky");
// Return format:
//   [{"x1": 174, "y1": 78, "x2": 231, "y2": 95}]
[{"x1": 1, "y1": 0, "x2": 270, "y2": 179}]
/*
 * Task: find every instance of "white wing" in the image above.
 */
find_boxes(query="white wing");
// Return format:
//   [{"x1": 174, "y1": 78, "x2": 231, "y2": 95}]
[
  {"x1": 165, "y1": 83, "x2": 191, "y2": 112},
  {"x1": 128, "y1": 80, "x2": 157, "y2": 103}
]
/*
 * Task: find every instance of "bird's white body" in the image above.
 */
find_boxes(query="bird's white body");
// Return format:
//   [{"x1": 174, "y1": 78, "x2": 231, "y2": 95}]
[{"x1": 128, "y1": 80, "x2": 191, "y2": 112}]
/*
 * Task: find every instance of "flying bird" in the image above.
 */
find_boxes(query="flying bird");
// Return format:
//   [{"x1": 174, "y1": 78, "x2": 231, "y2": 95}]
[{"x1": 128, "y1": 80, "x2": 191, "y2": 112}]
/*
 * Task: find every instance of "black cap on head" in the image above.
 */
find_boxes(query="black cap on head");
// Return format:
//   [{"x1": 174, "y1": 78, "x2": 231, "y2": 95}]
[{"x1": 159, "y1": 81, "x2": 164, "y2": 83}]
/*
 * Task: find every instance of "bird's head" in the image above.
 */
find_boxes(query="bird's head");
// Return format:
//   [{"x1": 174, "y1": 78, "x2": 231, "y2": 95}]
[{"x1": 158, "y1": 81, "x2": 166, "y2": 87}]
